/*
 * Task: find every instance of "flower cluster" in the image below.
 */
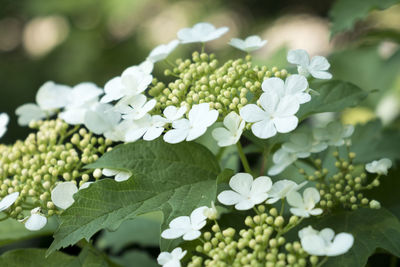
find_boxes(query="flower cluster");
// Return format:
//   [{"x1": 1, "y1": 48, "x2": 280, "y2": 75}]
[
  {"x1": 0, "y1": 119, "x2": 112, "y2": 231},
  {"x1": 158, "y1": 173, "x2": 354, "y2": 267}
]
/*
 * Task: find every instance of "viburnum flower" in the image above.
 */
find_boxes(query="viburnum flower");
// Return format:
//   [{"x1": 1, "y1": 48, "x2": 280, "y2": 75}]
[
  {"x1": 16, "y1": 81, "x2": 71, "y2": 126},
  {"x1": 0, "y1": 113, "x2": 9, "y2": 138},
  {"x1": 266, "y1": 180, "x2": 307, "y2": 204},
  {"x1": 287, "y1": 187, "x2": 322, "y2": 217},
  {"x1": 0, "y1": 192, "x2": 19, "y2": 211},
  {"x1": 268, "y1": 133, "x2": 328, "y2": 175},
  {"x1": 212, "y1": 111, "x2": 245, "y2": 147},
  {"x1": 365, "y1": 158, "x2": 392, "y2": 175},
  {"x1": 84, "y1": 103, "x2": 121, "y2": 135},
  {"x1": 23, "y1": 207, "x2": 47, "y2": 231},
  {"x1": 262, "y1": 75, "x2": 311, "y2": 104},
  {"x1": 101, "y1": 61, "x2": 153, "y2": 103},
  {"x1": 164, "y1": 103, "x2": 218, "y2": 144},
  {"x1": 229, "y1": 35, "x2": 267, "y2": 52},
  {"x1": 177, "y1": 22, "x2": 229, "y2": 44},
  {"x1": 51, "y1": 182, "x2": 78, "y2": 210},
  {"x1": 287, "y1": 49, "x2": 332, "y2": 79},
  {"x1": 120, "y1": 94, "x2": 157, "y2": 121},
  {"x1": 203, "y1": 201, "x2": 219, "y2": 220},
  {"x1": 157, "y1": 247, "x2": 187, "y2": 267},
  {"x1": 313, "y1": 121, "x2": 354, "y2": 146},
  {"x1": 59, "y1": 82, "x2": 103, "y2": 125},
  {"x1": 161, "y1": 206, "x2": 208, "y2": 241},
  {"x1": 299, "y1": 226, "x2": 354, "y2": 256},
  {"x1": 163, "y1": 105, "x2": 187, "y2": 123},
  {"x1": 217, "y1": 173, "x2": 272, "y2": 210},
  {"x1": 147, "y1": 39, "x2": 179, "y2": 63},
  {"x1": 102, "y1": 168, "x2": 132, "y2": 182},
  {"x1": 240, "y1": 91, "x2": 300, "y2": 139}
]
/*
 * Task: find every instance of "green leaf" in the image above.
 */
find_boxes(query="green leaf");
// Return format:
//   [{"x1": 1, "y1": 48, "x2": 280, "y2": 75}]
[
  {"x1": 96, "y1": 211, "x2": 162, "y2": 253},
  {"x1": 0, "y1": 249, "x2": 76, "y2": 267},
  {"x1": 48, "y1": 139, "x2": 220, "y2": 255},
  {"x1": 350, "y1": 120, "x2": 400, "y2": 163},
  {"x1": 313, "y1": 208, "x2": 400, "y2": 267},
  {"x1": 0, "y1": 217, "x2": 57, "y2": 246},
  {"x1": 330, "y1": 0, "x2": 400, "y2": 35},
  {"x1": 297, "y1": 80, "x2": 368, "y2": 121}
]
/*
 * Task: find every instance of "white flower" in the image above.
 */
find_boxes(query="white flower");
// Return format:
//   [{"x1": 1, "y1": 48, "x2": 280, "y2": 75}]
[
  {"x1": 287, "y1": 187, "x2": 323, "y2": 217},
  {"x1": 177, "y1": 22, "x2": 229, "y2": 44},
  {"x1": 102, "y1": 168, "x2": 132, "y2": 182},
  {"x1": 23, "y1": 207, "x2": 47, "y2": 231},
  {"x1": 123, "y1": 114, "x2": 167, "y2": 142},
  {"x1": 0, "y1": 192, "x2": 19, "y2": 211},
  {"x1": 161, "y1": 206, "x2": 208, "y2": 241},
  {"x1": 0, "y1": 113, "x2": 9, "y2": 139},
  {"x1": 229, "y1": 35, "x2": 267, "y2": 52},
  {"x1": 240, "y1": 91, "x2": 299, "y2": 139},
  {"x1": 212, "y1": 112, "x2": 245, "y2": 147},
  {"x1": 287, "y1": 49, "x2": 332, "y2": 79},
  {"x1": 217, "y1": 173, "x2": 272, "y2": 210},
  {"x1": 262, "y1": 75, "x2": 311, "y2": 104},
  {"x1": 163, "y1": 105, "x2": 187, "y2": 123},
  {"x1": 147, "y1": 39, "x2": 179, "y2": 63},
  {"x1": 101, "y1": 61, "x2": 153, "y2": 103},
  {"x1": 266, "y1": 180, "x2": 307, "y2": 204},
  {"x1": 79, "y1": 182, "x2": 93, "y2": 190},
  {"x1": 157, "y1": 247, "x2": 187, "y2": 267},
  {"x1": 59, "y1": 82, "x2": 103, "y2": 125},
  {"x1": 51, "y1": 182, "x2": 78, "y2": 210},
  {"x1": 313, "y1": 121, "x2": 354, "y2": 147},
  {"x1": 299, "y1": 226, "x2": 354, "y2": 256},
  {"x1": 268, "y1": 133, "x2": 328, "y2": 175},
  {"x1": 120, "y1": 94, "x2": 157, "y2": 121},
  {"x1": 84, "y1": 103, "x2": 121, "y2": 135},
  {"x1": 16, "y1": 81, "x2": 71, "y2": 126},
  {"x1": 164, "y1": 103, "x2": 218, "y2": 144},
  {"x1": 365, "y1": 158, "x2": 392, "y2": 175}
]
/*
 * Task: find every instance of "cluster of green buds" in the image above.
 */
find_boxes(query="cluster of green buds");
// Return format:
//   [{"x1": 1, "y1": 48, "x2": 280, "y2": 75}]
[
  {"x1": 149, "y1": 52, "x2": 287, "y2": 117},
  {"x1": 299, "y1": 150, "x2": 380, "y2": 211},
  {"x1": 188, "y1": 205, "x2": 319, "y2": 267},
  {"x1": 0, "y1": 119, "x2": 112, "y2": 221}
]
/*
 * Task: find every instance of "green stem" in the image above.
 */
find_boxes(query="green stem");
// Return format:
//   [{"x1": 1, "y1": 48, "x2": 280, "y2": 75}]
[
  {"x1": 201, "y1": 43, "x2": 205, "y2": 53},
  {"x1": 236, "y1": 141, "x2": 252, "y2": 174},
  {"x1": 316, "y1": 256, "x2": 328, "y2": 267},
  {"x1": 280, "y1": 198, "x2": 285, "y2": 216},
  {"x1": 216, "y1": 146, "x2": 227, "y2": 162}
]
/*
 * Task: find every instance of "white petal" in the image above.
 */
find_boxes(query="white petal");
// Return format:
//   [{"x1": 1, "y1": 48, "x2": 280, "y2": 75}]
[
  {"x1": 252, "y1": 119, "x2": 277, "y2": 139},
  {"x1": 301, "y1": 234, "x2": 326, "y2": 256},
  {"x1": 259, "y1": 91, "x2": 279, "y2": 114},
  {"x1": 79, "y1": 182, "x2": 93, "y2": 190},
  {"x1": 286, "y1": 191, "x2": 304, "y2": 209},
  {"x1": 157, "y1": 252, "x2": 173, "y2": 265},
  {"x1": 0, "y1": 192, "x2": 19, "y2": 211},
  {"x1": 250, "y1": 176, "x2": 272, "y2": 195},
  {"x1": 164, "y1": 128, "x2": 188, "y2": 144},
  {"x1": 161, "y1": 228, "x2": 186, "y2": 239},
  {"x1": 102, "y1": 168, "x2": 119, "y2": 177},
  {"x1": 51, "y1": 182, "x2": 78, "y2": 210},
  {"x1": 235, "y1": 199, "x2": 255, "y2": 210},
  {"x1": 171, "y1": 247, "x2": 187, "y2": 260},
  {"x1": 309, "y1": 70, "x2": 332, "y2": 80},
  {"x1": 287, "y1": 49, "x2": 310, "y2": 67},
  {"x1": 217, "y1": 191, "x2": 243, "y2": 206},
  {"x1": 290, "y1": 208, "x2": 310, "y2": 218},
  {"x1": 115, "y1": 171, "x2": 131, "y2": 182},
  {"x1": 15, "y1": 103, "x2": 47, "y2": 126},
  {"x1": 275, "y1": 95, "x2": 300, "y2": 116},
  {"x1": 59, "y1": 108, "x2": 87, "y2": 125},
  {"x1": 240, "y1": 104, "x2": 266, "y2": 123},
  {"x1": 169, "y1": 216, "x2": 191, "y2": 229},
  {"x1": 101, "y1": 77, "x2": 124, "y2": 103},
  {"x1": 186, "y1": 126, "x2": 207, "y2": 141},
  {"x1": 183, "y1": 230, "x2": 201, "y2": 241},
  {"x1": 285, "y1": 75, "x2": 308, "y2": 95},
  {"x1": 25, "y1": 214, "x2": 47, "y2": 231},
  {"x1": 229, "y1": 173, "x2": 253, "y2": 196},
  {"x1": 190, "y1": 206, "x2": 207, "y2": 227},
  {"x1": 303, "y1": 187, "x2": 320, "y2": 206},
  {"x1": 143, "y1": 126, "x2": 164, "y2": 141},
  {"x1": 326, "y1": 233, "x2": 354, "y2": 256},
  {"x1": 319, "y1": 228, "x2": 335, "y2": 243},
  {"x1": 262, "y1": 78, "x2": 285, "y2": 94},
  {"x1": 273, "y1": 116, "x2": 298, "y2": 133},
  {"x1": 36, "y1": 81, "x2": 71, "y2": 110},
  {"x1": 212, "y1": 127, "x2": 235, "y2": 147}
]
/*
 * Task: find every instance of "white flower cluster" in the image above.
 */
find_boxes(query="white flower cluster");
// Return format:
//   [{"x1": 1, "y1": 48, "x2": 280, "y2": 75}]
[
  {"x1": 14, "y1": 22, "x2": 332, "y2": 152},
  {"x1": 268, "y1": 121, "x2": 354, "y2": 175}
]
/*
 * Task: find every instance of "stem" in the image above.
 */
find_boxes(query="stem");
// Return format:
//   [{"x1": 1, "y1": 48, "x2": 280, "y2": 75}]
[
  {"x1": 201, "y1": 43, "x2": 205, "y2": 53},
  {"x1": 316, "y1": 256, "x2": 328, "y2": 267},
  {"x1": 280, "y1": 198, "x2": 285, "y2": 215},
  {"x1": 216, "y1": 146, "x2": 227, "y2": 162},
  {"x1": 236, "y1": 141, "x2": 252, "y2": 174}
]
